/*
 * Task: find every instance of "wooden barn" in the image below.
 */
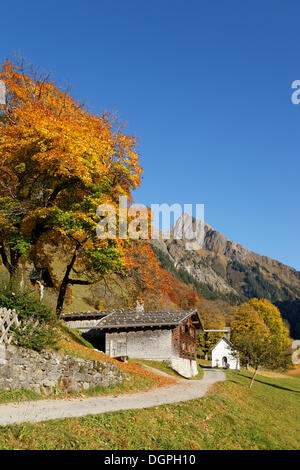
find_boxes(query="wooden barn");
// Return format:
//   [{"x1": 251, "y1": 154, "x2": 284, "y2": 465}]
[{"x1": 94, "y1": 309, "x2": 204, "y2": 378}]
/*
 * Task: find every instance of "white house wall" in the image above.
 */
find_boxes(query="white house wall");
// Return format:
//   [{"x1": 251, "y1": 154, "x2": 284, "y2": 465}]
[
  {"x1": 170, "y1": 357, "x2": 198, "y2": 378},
  {"x1": 211, "y1": 339, "x2": 240, "y2": 370},
  {"x1": 105, "y1": 329, "x2": 176, "y2": 360}
]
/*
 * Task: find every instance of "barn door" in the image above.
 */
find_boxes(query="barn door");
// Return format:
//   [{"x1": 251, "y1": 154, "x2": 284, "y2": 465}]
[
  {"x1": 116, "y1": 338, "x2": 127, "y2": 356},
  {"x1": 110, "y1": 337, "x2": 127, "y2": 357}
]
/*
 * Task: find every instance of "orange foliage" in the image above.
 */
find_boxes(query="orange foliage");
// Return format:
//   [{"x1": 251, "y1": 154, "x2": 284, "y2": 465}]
[
  {"x1": 124, "y1": 242, "x2": 200, "y2": 310},
  {"x1": 124, "y1": 242, "x2": 170, "y2": 308},
  {"x1": 0, "y1": 59, "x2": 142, "y2": 194},
  {"x1": 165, "y1": 271, "x2": 200, "y2": 309}
]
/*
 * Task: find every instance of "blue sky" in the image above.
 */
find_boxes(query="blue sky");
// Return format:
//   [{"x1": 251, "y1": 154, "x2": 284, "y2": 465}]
[{"x1": 1, "y1": 0, "x2": 299, "y2": 269}]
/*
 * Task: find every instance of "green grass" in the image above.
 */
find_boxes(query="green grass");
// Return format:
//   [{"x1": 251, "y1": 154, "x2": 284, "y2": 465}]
[
  {"x1": 1, "y1": 370, "x2": 299, "y2": 449},
  {"x1": 199, "y1": 358, "x2": 212, "y2": 366},
  {"x1": 0, "y1": 389, "x2": 43, "y2": 405},
  {"x1": 58, "y1": 322, "x2": 95, "y2": 351}
]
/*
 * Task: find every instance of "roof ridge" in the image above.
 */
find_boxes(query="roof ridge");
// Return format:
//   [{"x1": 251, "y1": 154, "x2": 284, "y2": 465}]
[
  {"x1": 96, "y1": 308, "x2": 202, "y2": 330},
  {"x1": 211, "y1": 336, "x2": 234, "y2": 350}
]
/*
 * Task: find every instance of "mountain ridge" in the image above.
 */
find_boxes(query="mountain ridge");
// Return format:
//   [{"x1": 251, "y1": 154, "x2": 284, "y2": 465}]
[{"x1": 150, "y1": 213, "x2": 300, "y2": 337}]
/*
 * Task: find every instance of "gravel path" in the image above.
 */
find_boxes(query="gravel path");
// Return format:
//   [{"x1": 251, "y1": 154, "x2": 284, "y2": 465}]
[{"x1": 0, "y1": 367, "x2": 225, "y2": 426}]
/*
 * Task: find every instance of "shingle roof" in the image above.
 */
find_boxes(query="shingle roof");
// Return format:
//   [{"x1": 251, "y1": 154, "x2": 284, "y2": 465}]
[
  {"x1": 61, "y1": 311, "x2": 108, "y2": 321},
  {"x1": 96, "y1": 309, "x2": 203, "y2": 330}
]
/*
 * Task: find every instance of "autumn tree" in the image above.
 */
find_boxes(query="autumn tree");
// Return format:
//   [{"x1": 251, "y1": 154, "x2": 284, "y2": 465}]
[
  {"x1": 196, "y1": 299, "x2": 227, "y2": 359},
  {"x1": 122, "y1": 241, "x2": 199, "y2": 311},
  {"x1": 0, "y1": 59, "x2": 142, "y2": 315},
  {"x1": 231, "y1": 298, "x2": 291, "y2": 388},
  {"x1": 124, "y1": 242, "x2": 171, "y2": 309}
]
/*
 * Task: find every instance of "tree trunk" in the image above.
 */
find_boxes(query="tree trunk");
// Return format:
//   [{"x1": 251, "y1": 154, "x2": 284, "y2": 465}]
[
  {"x1": 10, "y1": 248, "x2": 21, "y2": 275},
  {"x1": 249, "y1": 367, "x2": 258, "y2": 389},
  {"x1": 8, "y1": 249, "x2": 23, "y2": 287},
  {"x1": 0, "y1": 244, "x2": 23, "y2": 284},
  {"x1": 0, "y1": 243, "x2": 13, "y2": 276},
  {"x1": 56, "y1": 248, "x2": 79, "y2": 317}
]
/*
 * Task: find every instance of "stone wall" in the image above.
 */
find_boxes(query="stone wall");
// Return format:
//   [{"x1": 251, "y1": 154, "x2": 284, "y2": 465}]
[{"x1": 0, "y1": 344, "x2": 127, "y2": 393}]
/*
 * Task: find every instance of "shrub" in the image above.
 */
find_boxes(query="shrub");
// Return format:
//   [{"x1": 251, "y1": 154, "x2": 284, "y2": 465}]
[{"x1": 0, "y1": 284, "x2": 57, "y2": 352}]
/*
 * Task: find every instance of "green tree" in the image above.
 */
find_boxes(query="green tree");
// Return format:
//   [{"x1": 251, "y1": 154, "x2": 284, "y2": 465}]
[
  {"x1": 0, "y1": 283, "x2": 57, "y2": 351},
  {"x1": 231, "y1": 298, "x2": 291, "y2": 388},
  {"x1": 196, "y1": 299, "x2": 227, "y2": 359},
  {"x1": 0, "y1": 60, "x2": 142, "y2": 315}
]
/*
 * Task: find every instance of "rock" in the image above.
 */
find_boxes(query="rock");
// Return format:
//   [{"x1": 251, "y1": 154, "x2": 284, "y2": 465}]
[{"x1": 0, "y1": 345, "x2": 127, "y2": 393}]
